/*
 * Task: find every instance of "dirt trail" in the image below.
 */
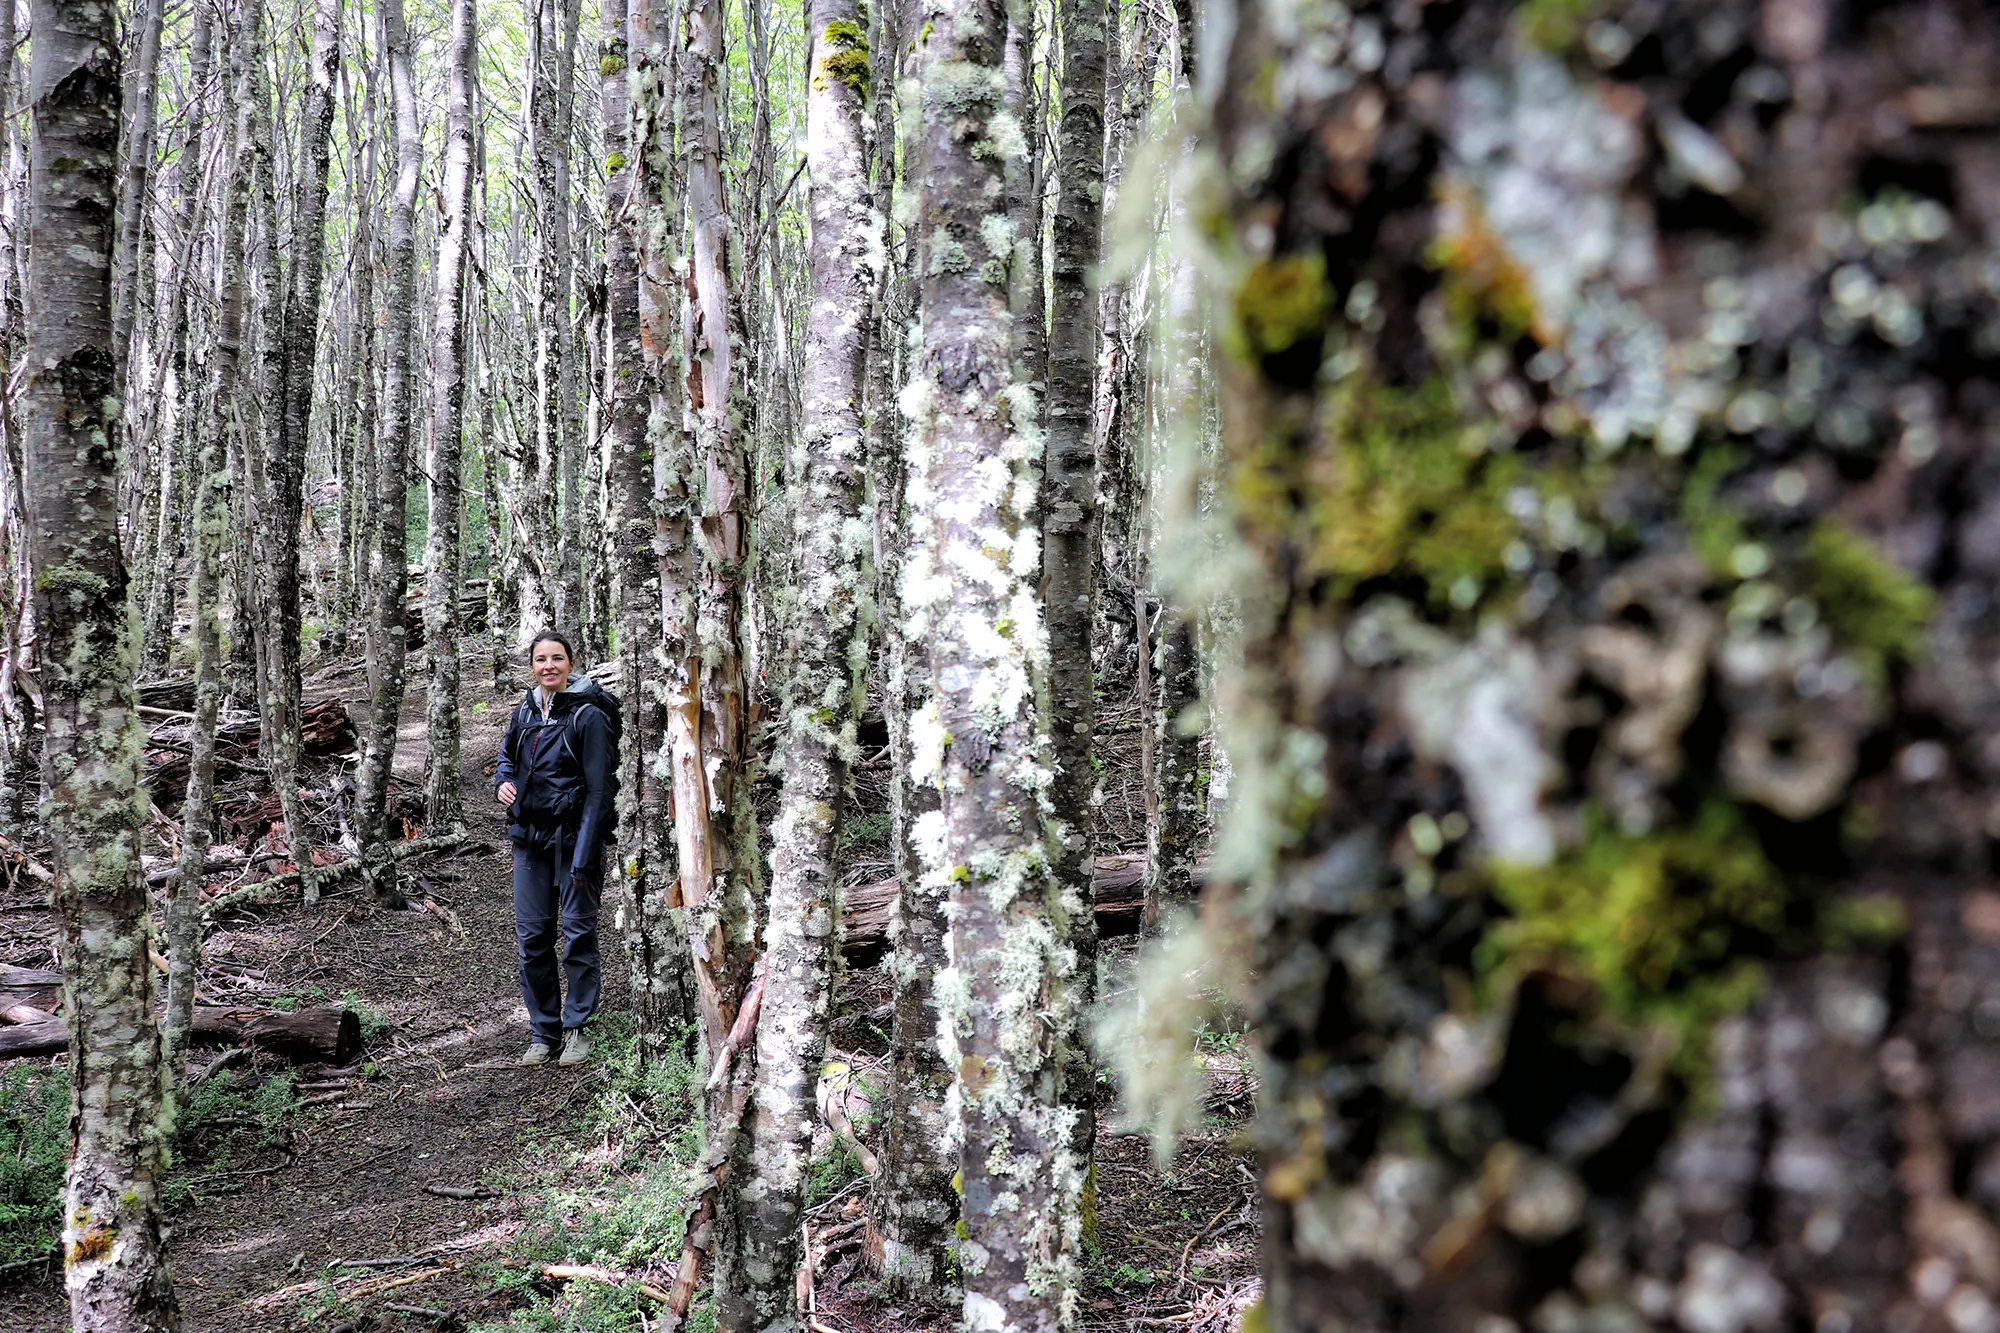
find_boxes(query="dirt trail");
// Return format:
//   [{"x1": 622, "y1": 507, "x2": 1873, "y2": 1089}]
[{"x1": 1, "y1": 675, "x2": 617, "y2": 1332}]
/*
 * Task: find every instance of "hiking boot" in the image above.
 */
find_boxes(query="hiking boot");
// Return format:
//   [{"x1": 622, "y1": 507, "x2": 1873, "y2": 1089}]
[
  {"x1": 558, "y1": 1029, "x2": 593, "y2": 1066},
  {"x1": 520, "y1": 1040, "x2": 553, "y2": 1067}
]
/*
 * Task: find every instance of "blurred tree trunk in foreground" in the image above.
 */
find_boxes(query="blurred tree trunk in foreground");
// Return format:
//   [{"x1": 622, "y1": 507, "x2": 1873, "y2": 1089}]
[{"x1": 1201, "y1": 0, "x2": 2000, "y2": 1328}]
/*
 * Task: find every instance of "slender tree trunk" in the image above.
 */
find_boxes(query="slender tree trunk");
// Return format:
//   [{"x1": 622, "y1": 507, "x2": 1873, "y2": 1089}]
[
  {"x1": 1004, "y1": 0, "x2": 1044, "y2": 398},
  {"x1": 111, "y1": 0, "x2": 166, "y2": 369},
  {"x1": 355, "y1": 0, "x2": 421, "y2": 905},
  {"x1": 25, "y1": 0, "x2": 178, "y2": 1321},
  {"x1": 1092, "y1": 2, "x2": 1159, "y2": 603},
  {"x1": 909, "y1": 0, "x2": 1079, "y2": 1325},
  {"x1": 525, "y1": 0, "x2": 575, "y2": 637},
  {"x1": 259, "y1": 0, "x2": 341, "y2": 903},
  {"x1": 1146, "y1": 613, "x2": 1200, "y2": 908},
  {"x1": 605, "y1": 0, "x2": 693, "y2": 1061},
  {"x1": 139, "y1": 7, "x2": 218, "y2": 677},
  {"x1": 715, "y1": 3, "x2": 872, "y2": 1323},
  {"x1": 0, "y1": 0, "x2": 28, "y2": 838},
  {"x1": 166, "y1": 0, "x2": 247, "y2": 1087},
  {"x1": 343, "y1": 50, "x2": 380, "y2": 694},
  {"x1": 1043, "y1": 0, "x2": 1108, "y2": 1224},
  {"x1": 867, "y1": 0, "x2": 955, "y2": 1297},
  {"x1": 673, "y1": 0, "x2": 756, "y2": 1075},
  {"x1": 422, "y1": 0, "x2": 475, "y2": 836}
]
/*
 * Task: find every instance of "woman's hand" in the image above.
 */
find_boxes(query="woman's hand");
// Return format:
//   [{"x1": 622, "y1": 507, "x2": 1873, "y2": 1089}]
[{"x1": 497, "y1": 781, "x2": 517, "y2": 806}]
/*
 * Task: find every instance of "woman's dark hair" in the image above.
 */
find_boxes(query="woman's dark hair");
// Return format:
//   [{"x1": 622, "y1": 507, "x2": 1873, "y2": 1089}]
[{"x1": 527, "y1": 631, "x2": 575, "y2": 662}]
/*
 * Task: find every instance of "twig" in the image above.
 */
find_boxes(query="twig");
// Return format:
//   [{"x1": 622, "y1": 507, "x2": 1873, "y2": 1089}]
[
  {"x1": 541, "y1": 1263, "x2": 672, "y2": 1304},
  {"x1": 383, "y1": 1304, "x2": 455, "y2": 1322},
  {"x1": 816, "y1": 1066, "x2": 879, "y2": 1178},
  {"x1": 1176, "y1": 1202, "x2": 1237, "y2": 1291},
  {"x1": 422, "y1": 896, "x2": 466, "y2": 939},
  {"x1": 330, "y1": 1255, "x2": 428, "y2": 1270},
  {"x1": 189, "y1": 1045, "x2": 248, "y2": 1087},
  {"x1": 343, "y1": 1265, "x2": 451, "y2": 1299}
]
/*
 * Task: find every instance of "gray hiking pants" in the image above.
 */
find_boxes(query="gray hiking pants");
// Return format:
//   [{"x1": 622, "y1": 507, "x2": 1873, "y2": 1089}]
[{"x1": 512, "y1": 844, "x2": 601, "y2": 1043}]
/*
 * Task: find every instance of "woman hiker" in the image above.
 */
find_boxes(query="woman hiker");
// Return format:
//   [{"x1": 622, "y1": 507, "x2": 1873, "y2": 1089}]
[{"x1": 494, "y1": 632, "x2": 617, "y2": 1066}]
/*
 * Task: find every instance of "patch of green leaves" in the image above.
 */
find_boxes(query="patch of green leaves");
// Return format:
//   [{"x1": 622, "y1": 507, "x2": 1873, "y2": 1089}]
[{"x1": 0, "y1": 1067, "x2": 67, "y2": 1265}]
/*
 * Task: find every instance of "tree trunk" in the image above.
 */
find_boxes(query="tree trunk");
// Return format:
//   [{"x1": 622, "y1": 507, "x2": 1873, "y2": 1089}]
[
  {"x1": 674, "y1": 0, "x2": 757, "y2": 1079},
  {"x1": 866, "y1": 0, "x2": 955, "y2": 1298},
  {"x1": 1003, "y1": 1, "x2": 1044, "y2": 398},
  {"x1": 258, "y1": 0, "x2": 341, "y2": 904},
  {"x1": 111, "y1": 0, "x2": 167, "y2": 372},
  {"x1": 23, "y1": 0, "x2": 179, "y2": 1319},
  {"x1": 1146, "y1": 612, "x2": 1201, "y2": 912},
  {"x1": 1199, "y1": 1, "x2": 2000, "y2": 1328},
  {"x1": 355, "y1": 0, "x2": 422, "y2": 906},
  {"x1": 714, "y1": 3, "x2": 873, "y2": 1324},
  {"x1": 526, "y1": 0, "x2": 578, "y2": 638},
  {"x1": 659, "y1": 0, "x2": 763, "y2": 1310},
  {"x1": 1092, "y1": 2, "x2": 1161, "y2": 603},
  {"x1": 167, "y1": 0, "x2": 253, "y2": 1089},
  {"x1": 604, "y1": 0, "x2": 693, "y2": 1062},
  {"x1": 140, "y1": 5, "x2": 218, "y2": 678},
  {"x1": 909, "y1": 0, "x2": 1080, "y2": 1324},
  {"x1": 1044, "y1": 0, "x2": 1109, "y2": 1222},
  {"x1": 422, "y1": 0, "x2": 475, "y2": 837},
  {"x1": 344, "y1": 51, "x2": 381, "y2": 695}
]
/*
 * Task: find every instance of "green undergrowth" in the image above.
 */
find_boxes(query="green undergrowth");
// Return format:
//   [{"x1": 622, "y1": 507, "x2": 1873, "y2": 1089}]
[
  {"x1": 469, "y1": 1013, "x2": 710, "y2": 1333},
  {"x1": 0, "y1": 1060, "x2": 307, "y2": 1264},
  {"x1": 0, "y1": 1066, "x2": 66, "y2": 1266}
]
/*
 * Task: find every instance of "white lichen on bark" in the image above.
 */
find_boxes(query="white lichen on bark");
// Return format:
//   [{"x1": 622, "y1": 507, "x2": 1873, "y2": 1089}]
[{"x1": 907, "y1": 1, "x2": 1083, "y2": 1325}]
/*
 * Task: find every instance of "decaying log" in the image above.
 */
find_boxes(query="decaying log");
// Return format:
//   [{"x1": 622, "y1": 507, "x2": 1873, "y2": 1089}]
[
  {"x1": 0, "y1": 1005, "x2": 361, "y2": 1063},
  {"x1": 201, "y1": 831, "x2": 472, "y2": 926},
  {"x1": 839, "y1": 852, "x2": 1157, "y2": 967}
]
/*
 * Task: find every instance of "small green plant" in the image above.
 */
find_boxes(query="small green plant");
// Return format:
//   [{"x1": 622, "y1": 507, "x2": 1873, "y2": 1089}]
[
  {"x1": 0, "y1": 1066, "x2": 67, "y2": 1265},
  {"x1": 339, "y1": 988, "x2": 389, "y2": 1041},
  {"x1": 806, "y1": 1138, "x2": 866, "y2": 1206}
]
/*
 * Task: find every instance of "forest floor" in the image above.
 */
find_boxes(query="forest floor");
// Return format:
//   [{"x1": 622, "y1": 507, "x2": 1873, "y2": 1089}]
[{"x1": 0, "y1": 658, "x2": 1258, "y2": 1333}]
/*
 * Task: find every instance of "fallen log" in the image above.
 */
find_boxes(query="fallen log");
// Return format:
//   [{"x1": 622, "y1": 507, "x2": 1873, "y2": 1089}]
[
  {"x1": 839, "y1": 852, "x2": 1152, "y2": 967},
  {"x1": 0, "y1": 1005, "x2": 360, "y2": 1063},
  {"x1": 202, "y1": 831, "x2": 471, "y2": 926}
]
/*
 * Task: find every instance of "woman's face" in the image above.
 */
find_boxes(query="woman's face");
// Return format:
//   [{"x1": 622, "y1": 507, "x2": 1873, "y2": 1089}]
[{"x1": 532, "y1": 640, "x2": 572, "y2": 694}]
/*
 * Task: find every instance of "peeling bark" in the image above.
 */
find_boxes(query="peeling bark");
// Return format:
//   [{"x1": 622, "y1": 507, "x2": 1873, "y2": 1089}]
[{"x1": 606, "y1": 0, "x2": 694, "y2": 1063}]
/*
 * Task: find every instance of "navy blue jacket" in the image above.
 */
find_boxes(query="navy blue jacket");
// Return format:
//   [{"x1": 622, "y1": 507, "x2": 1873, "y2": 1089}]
[{"x1": 494, "y1": 673, "x2": 614, "y2": 879}]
